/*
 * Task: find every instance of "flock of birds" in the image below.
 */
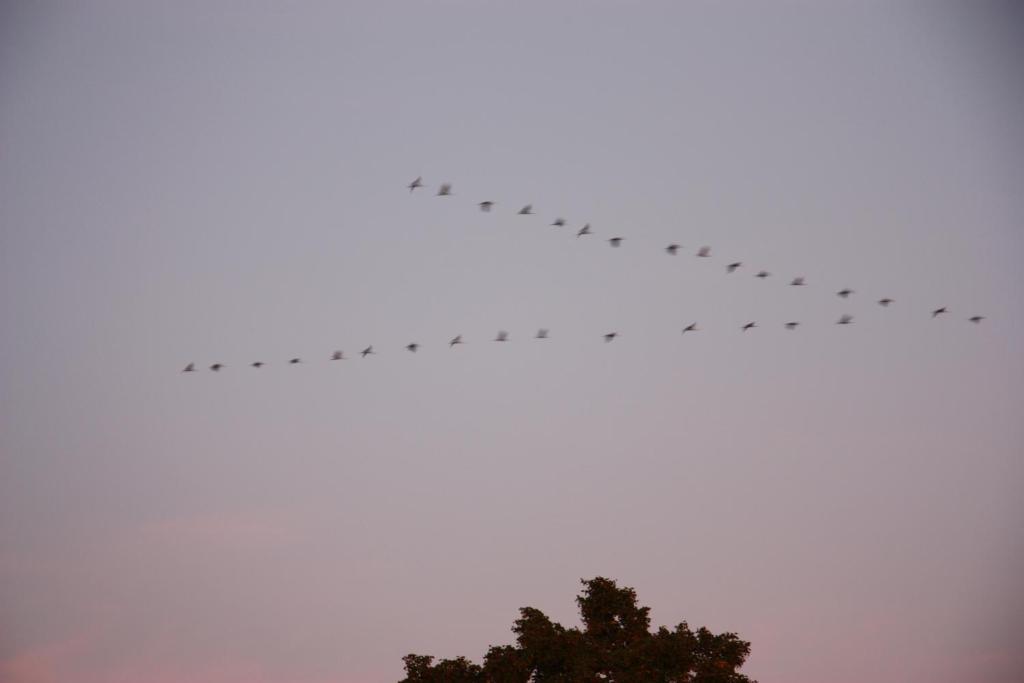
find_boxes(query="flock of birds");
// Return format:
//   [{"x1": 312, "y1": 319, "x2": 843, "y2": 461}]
[{"x1": 181, "y1": 176, "x2": 987, "y2": 373}]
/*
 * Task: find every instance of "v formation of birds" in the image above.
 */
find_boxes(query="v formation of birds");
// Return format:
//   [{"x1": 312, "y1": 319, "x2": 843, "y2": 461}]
[{"x1": 181, "y1": 176, "x2": 988, "y2": 373}]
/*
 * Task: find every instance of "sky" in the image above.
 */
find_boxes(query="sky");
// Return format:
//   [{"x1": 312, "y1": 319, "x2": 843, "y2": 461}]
[{"x1": 1, "y1": 1, "x2": 1022, "y2": 682}]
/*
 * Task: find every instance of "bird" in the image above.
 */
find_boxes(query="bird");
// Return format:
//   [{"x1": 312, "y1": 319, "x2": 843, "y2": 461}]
[
  {"x1": 742, "y1": 322, "x2": 757, "y2": 331},
  {"x1": 837, "y1": 315, "x2": 853, "y2": 325},
  {"x1": 837, "y1": 289, "x2": 854, "y2": 298},
  {"x1": 361, "y1": 346, "x2": 374, "y2": 358},
  {"x1": 494, "y1": 330, "x2": 509, "y2": 342},
  {"x1": 608, "y1": 237, "x2": 623, "y2": 247},
  {"x1": 878, "y1": 298, "x2": 894, "y2": 307},
  {"x1": 932, "y1": 307, "x2": 948, "y2": 318},
  {"x1": 289, "y1": 358, "x2": 301, "y2": 364},
  {"x1": 449, "y1": 335, "x2": 463, "y2": 347},
  {"x1": 755, "y1": 270, "x2": 770, "y2": 278},
  {"x1": 577, "y1": 224, "x2": 592, "y2": 237},
  {"x1": 518, "y1": 204, "x2": 533, "y2": 215},
  {"x1": 408, "y1": 176, "x2": 423, "y2": 192},
  {"x1": 604, "y1": 332, "x2": 617, "y2": 342},
  {"x1": 790, "y1": 277, "x2": 806, "y2": 286},
  {"x1": 479, "y1": 201, "x2": 494, "y2": 212},
  {"x1": 551, "y1": 218, "x2": 566, "y2": 227},
  {"x1": 331, "y1": 351, "x2": 344, "y2": 361},
  {"x1": 785, "y1": 322, "x2": 799, "y2": 330},
  {"x1": 665, "y1": 244, "x2": 680, "y2": 255},
  {"x1": 968, "y1": 316, "x2": 985, "y2": 324},
  {"x1": 406, "y1": 343, "x2": 419, "y2": 352},
  {"x1": 682, "y1": 323, "x2": 698, "y2": 334},
  {"x1": 182, "y1": 363, "x2": 195, "y2": 372},
  {"x1": 726, "y1": 262, "x2": 742, "y2": 273},
  {"x1": 210, "y1": 363, "x2": 224, "y2": 371},
  {"x1": 437, "y1": 183, "x2": 452, "y2": 196},
  {"x1": 697, "y1": 246, "x2": 711, "y2": 258},
  {"x1": 536, "y1": 329, "x2": 549, "y2": 339},
  {"x1": 251, "y1": 361, "x2": 265, "y2": 368}
]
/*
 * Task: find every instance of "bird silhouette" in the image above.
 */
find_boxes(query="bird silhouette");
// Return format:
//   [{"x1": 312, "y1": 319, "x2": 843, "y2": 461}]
[
  {"x1": 837, "y1": 315, "x2": 853, "y2": 325},
  {"x1": 182, "y1": 363, "x2": 195, "y2": 372},
  {"x1": 479, "y1": 201, "x2": 494, "y2": 212},
  {"x1": 494, "y1": 330, "x2": 509, "y2": 342},
  {"x1": 837, "y1": 289, "x2": 854, "y2": 298},
  {"x1": 790, "y1": 277, "x2": 806, "y2": 286},
  {"x1": 682, "y1": 323, "x2": 698, "y2": 334},
  {"x1": 726, "y1": 262, "x2": 742, "y2": 273},
  {"x1": 742, "y1": 322, "x2": 757, "y2": 331},
  {"x1": 331, "y1": 351, "x2": 344, "y2": 361},
  {"x1": 361, "y1": 346, "x2": 374, "y2": 358},
  {"x1": 536, "y1": 329, "x2": 549, "y2": 339},
  {"x1": 437, "y1": 183, "x2": 452, "y2": 196},
  {"x1": 289, "y1": 358, "x2": 301, "y2": 364},
  {"x1": 697, "y1": 246, "x2": 711, "y2": 258},
  {"x1": 449, "y1": 335, "x2": 463, "y2": 347},
  {"x1": 604, "y1": 332, "x2": 618, "y2": 342},
  {"x1": 968, "y1": 316, "x2": 985, "y2": 324},
  {"x1": 755, "y1": 270, "x2": 770, "y2": 278},
  {"x1": 518, "y1": 205, "x2": 533, "y2": 215},
  {"x1": 878, "y1": 298, "x2": 894, "y2": 307},
  {"x1": 551, "y1": 218, "x2": 566, "y2": 227},
  {"x1": 785, "y1": 322, "x2": 799, "y2": 330},
  {"x1": 406, "y1": 343, "x2": 419, "y2": 352},
  {"x1": 577, "y1": 224, "x2": 592, "y2": 237},
  {"x1": 608, "y1": 237, "x2": 623, "y2": 247},
  {"x1": 210, "y1": 363, "x2": 224, "y2": 371},
  {"x1": 408, "y1": 176, "x2": 423, "y2": 192},
  {"x1": 932, "y1": 307, "x2": 948, "y2": 318},
  {"x1": 665, "y1": 244, "x2": 680, "y2": 255},
  {"x1": 251, "y1": 361, "x2": 264, "y2": 368}
]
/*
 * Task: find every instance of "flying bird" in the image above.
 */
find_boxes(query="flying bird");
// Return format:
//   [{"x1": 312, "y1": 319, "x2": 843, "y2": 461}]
[
  {"x1": 210, "y1": 363, "x2": 224, "y2": 371},
  {"x1": 406, "y1": 343, "x2": 419, "y2": 352},
  {"x1": 878, "y1": 298, "x2": 894, "y2": 307},
  {"x1": 932, "y1": 307, "x2": 948, "y2": 318},
  {"x1": 755, "y1": 270, "x2": 770, "y2": 278},
  {"x1": 726, "y1": 262, "x2": 742, "y2": 273},
  {"x1": 437, "y1": 183, "x2": 452, "y2": 196},
  {"x1": 551, "y1": 218, "x2": 566, "y2": 227},
  {"x1": 518, "y1": 204, "x2": 533, "y2": 215},
  {"x1": 697, "y1": 246, "x2": 711, "y2": 258},
  {"x1": 837, "y1": 289, "x2": 854, "y2": 298},
  {"x1": 682, "y1": 323, "x2": 698, "y2": 334},
  {"x1": 408, "y1": 176, "x2": 423, "y2": 192},
  {"x1": 449, "y1": 335, "x2": 463, "y2": 347},
  {"x1": 968, "y1": 316, "x2": 985, "y2": 324},
  {"x1": 494, "y1": 330, "x2": 509, "y2": 342},
  {"x1": 742, "y1": 322, "x2": 757, "y2": 331},
  {"x1": 790, "y1": 277, "x2": 806, "y2": 286},
  {"x1": 785, "y1": 322, "x2": 799, "y2": 330},
  {"x1": 331, "y1": 351, "x2": 344, "y2": 361},
  {"x1": 608, "y1": 237, "x2": 623, "y2": 247},
  {"x1": 665, "y1": 244, "x2": 680, "y2": 255},
  {"x1": 577, "y1": 224, "x2": 592, "y2": 237},
  {"x1": 479, "y1": 201, "x2": 494, "y2": 212},
  {"x1": 837, "y1": 315, "x2": 853, "y2": 325},
  {"x1": 361, "y1": 346, "x2": 374, "y2": 358},
  {"x1": 182, "y1": 363, "x2": 195, "y2": 372},
  {"x1": 604, "y1": 332, "x2": 618, "y2": 343},
  {"x1": 289, "y1": 358, "x2": 301, "y2": 364},
  {"x1": 536, "y1": 329, "x2": 549, "y2": 339},
  {"x1": 251, "y1": 361, "x2": 264, "y2": 368}
]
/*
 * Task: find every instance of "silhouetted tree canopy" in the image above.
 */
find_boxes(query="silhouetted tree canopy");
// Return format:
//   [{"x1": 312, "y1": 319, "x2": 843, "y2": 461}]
[{"x1": 398, "y1": 577, "x2": 755, "y2": 683}]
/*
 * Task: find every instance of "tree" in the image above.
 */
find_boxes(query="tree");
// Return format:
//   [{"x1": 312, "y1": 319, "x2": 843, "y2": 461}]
[{"x1": 398, "y1": 577, "x2": 755, "y2": 683}]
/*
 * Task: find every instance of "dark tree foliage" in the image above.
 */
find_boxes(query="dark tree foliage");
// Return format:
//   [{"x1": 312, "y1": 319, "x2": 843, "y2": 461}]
[{"x1": 398, "y1": 577, "x2": 755, "y2": 683}]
